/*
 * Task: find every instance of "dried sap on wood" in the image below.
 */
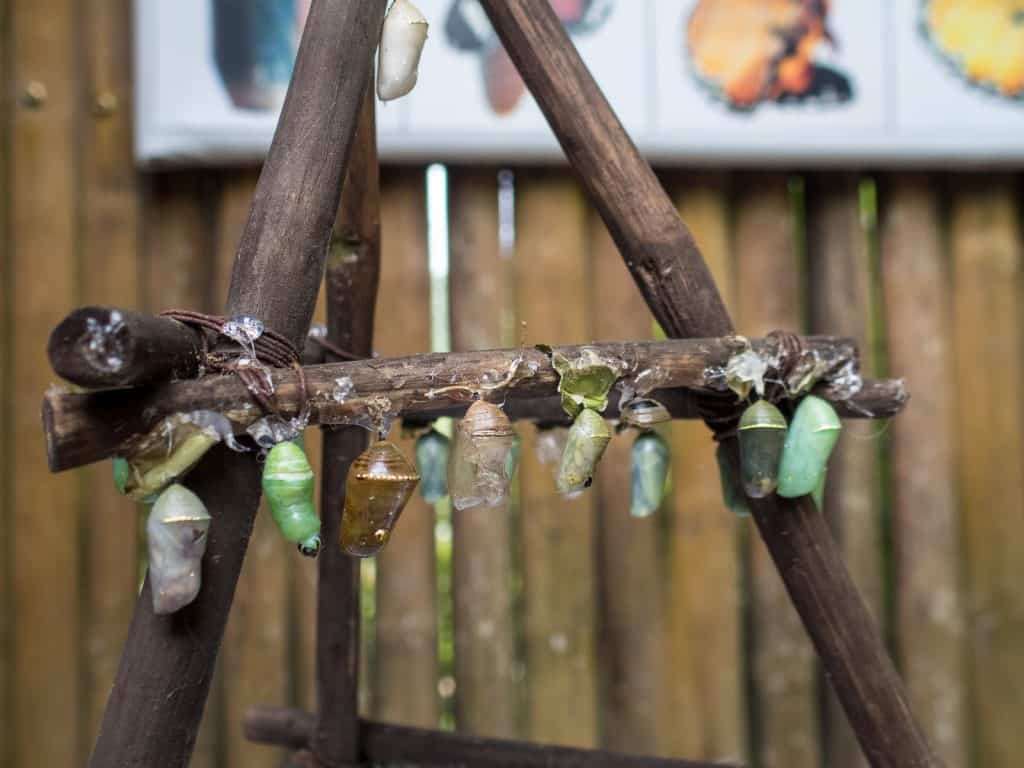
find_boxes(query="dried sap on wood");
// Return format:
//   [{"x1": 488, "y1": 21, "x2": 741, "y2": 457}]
[
  {"x1": 262, "y1": 439, "x2": 322, "y2": 557},
  {"x1": 777, "y1": 394, "x2": 841, "y2": 498},
  {"x1": 340, "y1": 440, "x2": 420, "y2": 557},
  {"x1": 147, "y1": 484, "x2": 211, "y2": 615},
  {"x1": 449, "y1": 401, "x2": 518, "y2": 511},
  {"x1": 737, "y1": 399, "x2": 787, "y2": 498}
]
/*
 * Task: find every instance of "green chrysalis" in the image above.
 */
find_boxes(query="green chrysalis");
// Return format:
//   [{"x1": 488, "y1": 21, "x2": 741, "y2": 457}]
[
  {"x1": 631, "y1": 431, "x2": 670, "y2": 518},
  {"x1": 716, "y1": 442, "x2": 750, "y2": 518},
  {"x1": 415, "y1": 428, "x2": 450, "y2": 504},
  {"x1": 777, "y1": 395, "x2": 842, "y2": 498},
  {"x1": 262, "y1": 440, "x2": 322, "y2": 557},
  {"x1": 557, "y1": 408, "x2": 612, "y2": 495},
  {"x1": 737, "y1": 400, "x2": 788, "y2": 498}
]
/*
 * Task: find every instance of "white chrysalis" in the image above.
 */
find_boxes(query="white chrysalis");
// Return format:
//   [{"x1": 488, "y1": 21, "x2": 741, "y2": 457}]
[
  {"x1": 377, "y1": 0, "x2": 428, "y2": 101},
  {"x1": 147, "y1": 483, "x2": 211, "y2": 615}
]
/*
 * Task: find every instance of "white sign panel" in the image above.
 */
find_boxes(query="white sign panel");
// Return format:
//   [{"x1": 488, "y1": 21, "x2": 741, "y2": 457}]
[{"x1": 135, "y1": 0, "x2": 1024, "y2": 165}]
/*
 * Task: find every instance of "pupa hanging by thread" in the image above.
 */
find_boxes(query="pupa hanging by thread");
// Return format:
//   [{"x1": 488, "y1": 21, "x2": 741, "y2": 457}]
[
  {"x1": 415, "y1": 426, "x2": 450, "y2": 504},
  {"x1": 147, "y1": 483, "x2": 211, "y2": 615},
  {"x1": 630, "y1": 430, "x2": 670, "y2": 518},
  {"x1": 777, "y1": 395, "x2": 841, "y2": 498},
  {"x1": 262, "y1": 439, "x2": 322, "y2": 557},
  {"x1": 737, "y1": 399, "x2": 788, "y2": 498},
  {"x1": 377, "y1": 0, "x2": 429, "y2": 101},
  {"x1": 557, "y1": 407, "x2": 612, "y2": 495},
  {"x1": 340, "y1": 440, "x2": 420, "y2": 557},
  {"x1": 449, "y1": 400, "x2": 518, "y2": 511}
]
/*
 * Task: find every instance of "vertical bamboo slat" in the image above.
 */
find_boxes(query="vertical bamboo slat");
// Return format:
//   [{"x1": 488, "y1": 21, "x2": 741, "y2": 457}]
[
  {"x1": 880, "y1": 173, "x2": 966, "y2": 767},
  {"x1": 448, "y1": 167, "x2": 518, "y2": 738},
  {"x1": 77, "y1": 0, "x2": 141, "y2": 750},
  {"x1": 214, "y1": 169, "x2": 292, "y2": 768},
  {"x1": 373, "y1": 167, "x2": 440, "y2": 727},
  {"x1": 951, "y1": 176, "x2": 1024, "y2": 768},
  {"x1": 805, "y1": 172, "x2": 881, "y2": 768},
  {"x1": 141, "y1": 170, "x2": 223, "y2": 768},
  {"x1": 11, "y1": 0, "x2": 81, "y2": 763},
  {"x1": 665, "y1": 175, "x2": 745, "y2": 763},
  {"x1": 733, "y1": 173, "x2": 819, "y2": 768},
  {"x1": 590, "y1": 209, "x2": 665, "y2": 754},
  {"x1": 515, "y1": 170, "x2": 598, "y2": 748},
  {"x1": 0, "y1": 0, "x2": 13, "y2": 762}
]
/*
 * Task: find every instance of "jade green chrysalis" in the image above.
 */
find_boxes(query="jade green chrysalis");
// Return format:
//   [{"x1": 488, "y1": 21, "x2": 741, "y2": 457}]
[
  {"x1": 557, "y1": 408, "x2": 612, "y2": 495},
  {"x1": 777, "y1": 395, "x2": 841, "y2": 498},
  {"x1": 262, "y1": 440, "x2": 322, "y2": 557},
  {"x1": 737, "y1": 400, "x2": 787, "y2": 498},
  {"x1": 631, "y1": 431, "x2": 670, "y2": 518},
  {"x1": 716, "y1": 442, "x2": 750, "y2": 518},
  {"x1": 113, "y1": 458, "x2": 130, "y2": 495},
  {"x1": 415, "y1": 428, "x2": 450, "y2": 504}
]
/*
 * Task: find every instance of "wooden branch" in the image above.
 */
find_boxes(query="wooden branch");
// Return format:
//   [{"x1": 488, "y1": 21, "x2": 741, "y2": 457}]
[
  {"x1": 44, "y1": 336, "x2": 907, "y2": 472},
  {"x1": 478, "y1": 3, "x2": 938, "y2": 766},
  {"x1": 48, "y1": 307, "x2": 202, "y2": 387},
  {"x1": 244, "y1": 707, "x2": 743, "y2": 768},
  {"x1": 47, "y1": 306, "x2": 332, "y2": 387},
  {"x1": 87, "y1": 3, "x2": 387, "y2": 767},
  {"x1": 314, "y1": 80, "x2": 380, "y2": 768}
]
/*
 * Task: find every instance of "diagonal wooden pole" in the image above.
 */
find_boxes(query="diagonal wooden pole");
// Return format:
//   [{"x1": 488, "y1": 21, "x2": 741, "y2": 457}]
[
  {"x1": 476, "y1": 2, "x2": 938, "y2": 766},
  {"x1": 313, "y1": 80, "x2": 380, "y2": 767},
  {"x1": 88, "y1": 3, "x2": 386, "y2": 766}
]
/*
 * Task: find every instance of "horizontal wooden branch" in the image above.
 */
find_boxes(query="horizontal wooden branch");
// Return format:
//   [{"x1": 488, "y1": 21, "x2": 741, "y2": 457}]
[
  {"x1": 244, "y1": 706, "x2": 742, "y2": 768},
  {"x1": 43, "y1": 335, "x2": 907, "y2": 472}
]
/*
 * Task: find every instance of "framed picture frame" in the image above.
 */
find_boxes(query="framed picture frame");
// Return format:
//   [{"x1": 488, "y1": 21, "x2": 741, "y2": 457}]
[{"x1": 135, "y1": 0, "x2": 1024, "y2": 166}]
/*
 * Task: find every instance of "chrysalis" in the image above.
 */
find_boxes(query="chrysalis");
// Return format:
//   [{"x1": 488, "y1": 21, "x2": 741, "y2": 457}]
[
  {"x1": 340, "y1": 440, "x2": 420, "y2": 557},
  {"x1": 631, "y1": 430, "x2": 670, "y2": 518},
  {"x1": 716, "y1": 442, "x2": 750, "y2": 518},
  {"x1": 415, "y1": 427, "x2": 450, "y2": 504},
  {"x1": 112, "y1": 458, "x2": 130, "y2": 495},
  {"x1": 147, "y1": 483, "x2": 211, "y2": 615},
  {"x1": 262, "y1": 440, "x2": 322, "y2": 557},
  {"x1": 737, "y1": 400, "x2": 788, "y2": 498},
  {"x1": 377, "y1": 0, "x2": 428, "y2": 101},
  {"x1": 557, "y1": 408, "x2": 612, "y2": 495},
  {"x1": 449, "y1": 401, "x2": 517, "y2": 511},
  {"x1": 777, "y1": 395, "x2": 842, "y2": 498}
]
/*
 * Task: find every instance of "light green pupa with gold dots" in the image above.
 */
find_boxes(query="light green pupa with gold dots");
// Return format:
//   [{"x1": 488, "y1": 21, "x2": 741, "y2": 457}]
[
  {"x1": 262, "y1": 439, "x2": 322, "y2": 557},
  {"x1": 777, "y1": 395, "x2": 841, "y2": 498}
]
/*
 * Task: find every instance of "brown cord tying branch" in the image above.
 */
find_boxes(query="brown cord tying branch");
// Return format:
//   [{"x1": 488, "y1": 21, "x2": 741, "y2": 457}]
[
  {"x1": 160, "y1": 309, "x2": 309, "y2": 426},
  {"x1": 305, "y1": 331, "x2": 365, "y2": 362}
]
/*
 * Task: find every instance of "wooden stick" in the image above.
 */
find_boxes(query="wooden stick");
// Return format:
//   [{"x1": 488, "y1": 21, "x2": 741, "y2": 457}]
[
  {"x1": 244, "y1": 707, "x2": 743, "y2": 768},
  {"x1": 313, "y1": 80, "x2": 380, "y2": 767},
  {"x1": 44, "y1": 336, "x2": 904, "y2": 472},
  {"x1": 477, "y1": 2, "x2": 937, "y2": 765},
  {"x1": 88, "y1": 3, "x2": 386, "y2": 766}
]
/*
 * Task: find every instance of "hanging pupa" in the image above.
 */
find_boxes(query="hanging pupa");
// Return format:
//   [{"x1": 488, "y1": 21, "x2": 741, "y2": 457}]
[
  {"x1": 112, "y1": 458, "x2": 130, "y2": 495},
  {"x1": 147, "y1": 483, "x2": 211, "y2": 615},
  {"x1": 449, "y1": 400, "x2": 518, "y2": 511},
  {"x1": 340, "y1": 440, "x2": 420, "y2": 557},
  {"x1": 377, "y1": 0, "x2": 429, "y2": 101},
  {"x1": 415, "y1": 427, "x2": 450, "y2": 504},
  {"x1": 631, "y1": 430, "x2": 670, "y2": 518},
  {"x1": 737, "y1": 400, "x2": 788, "y2": 498},
  {"x1": 777, "y1": 395, "x2": 842, "y2": 498},
  {"x1": 557, "y1": 408, "x2": 612, "y2": 495},
  {"x1": 716, "y1": 442, "x2": 750, "y2": 518},
  {"x1": 262, "y1": 440, "x2": 322, "y2": 557}
]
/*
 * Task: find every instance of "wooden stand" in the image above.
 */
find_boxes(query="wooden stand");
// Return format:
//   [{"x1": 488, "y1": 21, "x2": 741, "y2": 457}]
[{"x1": 41, "y1": 1, "x2": 939, "y2": 766}]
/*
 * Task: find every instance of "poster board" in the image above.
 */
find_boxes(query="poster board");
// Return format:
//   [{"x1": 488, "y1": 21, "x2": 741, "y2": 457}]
[{"x1": 135, "y1": 0, "x2": 1024, "y2": 166}]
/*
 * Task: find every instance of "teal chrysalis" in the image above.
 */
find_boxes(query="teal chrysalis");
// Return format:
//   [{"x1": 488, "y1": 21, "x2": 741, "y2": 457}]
[
  {"x1": 631, "y1": 431, "x2": 670, "y2": 518},
  {"x1": 777, "y1": 395, "x2": 842, "y2": 498},
  {"x1": 716, "y1": 442, "x2": 750, "y2": 518},
  {"x1": 262, "y1": 440, "x2": 322, "y2": 557},
  {"x1": 415, "y1": 427, "x2": 450, "y2": 504},
  {"x1": 737, "y1": 400, "x2": 787, "y2": 498}
]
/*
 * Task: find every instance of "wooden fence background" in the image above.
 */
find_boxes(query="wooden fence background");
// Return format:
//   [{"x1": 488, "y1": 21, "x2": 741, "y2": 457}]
[{"x1": 2, "y1": 2, "x2": 1024, "y2": 767}]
